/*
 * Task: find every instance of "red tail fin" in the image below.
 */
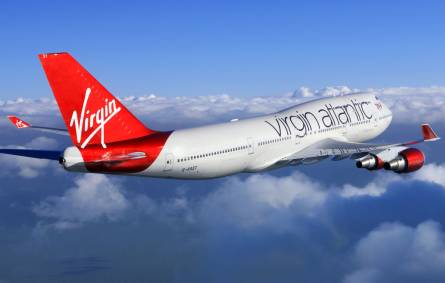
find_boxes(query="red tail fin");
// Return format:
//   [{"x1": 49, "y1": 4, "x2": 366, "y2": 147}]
[{"x1": 39, "y1": 52, "x2": 156, "y2": 148}]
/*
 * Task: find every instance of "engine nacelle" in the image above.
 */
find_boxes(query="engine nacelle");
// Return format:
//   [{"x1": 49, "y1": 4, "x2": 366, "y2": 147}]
[
  {"x1": 383, "y1": 148, "x2": 425, "y2": 173},
  {"x1": 356, "y1": 154, "x2": 384, "y2": 170}
]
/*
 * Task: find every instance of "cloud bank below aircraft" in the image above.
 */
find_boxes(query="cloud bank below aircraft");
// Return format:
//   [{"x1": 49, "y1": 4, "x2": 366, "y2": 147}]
[{"x1": 0, "y1": 55, "x2": 444, "y2": 282}]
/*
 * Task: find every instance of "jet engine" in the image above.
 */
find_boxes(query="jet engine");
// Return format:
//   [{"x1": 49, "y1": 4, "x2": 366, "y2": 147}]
[
  {"x1": 383, "y1": 148, "x2": 425, "y2": 173},
  {"x1": 356, "y1": 154, "x2": 384, "y2": 170}
]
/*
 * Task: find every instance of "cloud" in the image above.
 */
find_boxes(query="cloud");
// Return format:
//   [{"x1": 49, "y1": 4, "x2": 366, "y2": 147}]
[
  {"x1": 16, "y1": 160, "x2": 445, "y2": 282},
  {"x1": 0, "y1": 136, "x2": 59, "y2": 178},
  {"x1": 339, "y1": 163, "x2": 445, "y2": 198},
  {"x1": 339, "y1": 173, "x2": 401, "y2": 198},
  {"x1": 412, "y1": 163, "x2": 445, "y2": 187},
  {"x1": 0, "y1": 97, "x2": 58, "y2": 116},
  {"x1": 31, "y1": 163, "x2": 445, "y2": 233},
  {"x1": 292, "y1": 86, "x2": 359, "y2": 98},
  {"x1": 198, "y1": 172, "x2": 326, "y2": 229},
  {"x1": 2, "y1": 86, "x2": 445, "y2": 128},
  {"x1": 292, "y1": 86, "x2": 445, "y2": 124},
  {"x1": 344, "y1": 221, "x2": 445, "y2": 283},
  {"x1": 33, "y1": 174, "x2": 130, "y2": 230},
  {"x1": 29, "y1": 170, "x2": 328, "y2": 233}
]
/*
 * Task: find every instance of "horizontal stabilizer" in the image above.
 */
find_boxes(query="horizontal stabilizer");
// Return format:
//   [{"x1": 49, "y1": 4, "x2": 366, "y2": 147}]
[
  {"x1": 6, "y1": 115, "x2": 69, "y2": 136},
  {"x1": 0, "y1": 149, "x2": 62, "y2": 160},
  {"x1": 8, "y1": 115, "x2": 30, "y2": 128}
]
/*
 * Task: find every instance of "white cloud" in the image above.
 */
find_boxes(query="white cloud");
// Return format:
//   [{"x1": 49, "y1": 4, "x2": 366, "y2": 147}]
[
  {"x1": 23, "y1": 160, "x2": 445, "y2": 282},
  {"x1": 31, "y1": 171, "x2": 329, "y2": 232},
  {"x1": 339, "y1": 173, "x2": 401, "y2": 198},
  {"x1": 412, "y1": 163, "x2": 445, "y2": 187},
  {"x1": 0, "y1": 136, "x2": 59, "y2": 178},
  {"x1": 292, "y1": 86, "x2": 358, "y2": 98},
  {"x1": 33, "y1": 174, "x2": 130, "y2": 230},
  {"x1": 24, "y1": 136, "x2": 59, "y2": 149},
  {"x1": 198, "y1": 172, "x2": 327, "y2": 229},
  {"x1": 2, "y1": 85, "x2": 445, "y2": 127},
  {"x1": 339, "y1": 163, "x2": 445, "y2": 198},
  {"x1": 195, "y1": 163, "x2": 445, "y2": 231},
  {"x1": 344, "y1": 221, "x2": 445, "y2": 283},
  {"x1": 31, "y1": 163, "x2": 445, "y2": 232},
  {"x1": 0, "y1": 97, "x2": 58, "y2": 115},
  {"x1": 378, "y1": 86, "x2": 445, "y2": 96}
]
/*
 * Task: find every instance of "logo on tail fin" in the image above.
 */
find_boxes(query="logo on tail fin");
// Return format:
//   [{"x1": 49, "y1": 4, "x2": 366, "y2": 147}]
[{"x1": 70, "y1": 88, "x2": 122, "y2": 148}]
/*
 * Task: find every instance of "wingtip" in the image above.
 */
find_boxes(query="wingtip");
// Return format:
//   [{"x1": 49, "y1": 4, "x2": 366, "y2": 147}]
[{"x1": 422, "y1": 124, "x2": 440, "y2": 141}]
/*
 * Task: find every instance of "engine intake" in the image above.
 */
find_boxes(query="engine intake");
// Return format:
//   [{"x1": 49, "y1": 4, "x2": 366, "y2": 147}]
[{"x1": 383, "y1": 148, "x2": 424, "y2": 173}]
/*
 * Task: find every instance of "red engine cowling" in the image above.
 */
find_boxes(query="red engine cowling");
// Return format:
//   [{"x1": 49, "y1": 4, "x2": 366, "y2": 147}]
[{"x1": 383, "y1": 148, "x2": 425, "y2": 173}]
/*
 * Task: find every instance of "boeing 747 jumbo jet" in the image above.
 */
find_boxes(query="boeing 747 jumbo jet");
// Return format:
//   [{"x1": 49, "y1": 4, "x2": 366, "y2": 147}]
[{"x1": 1, "y1": 53, "x2": 440, "y2": 179}]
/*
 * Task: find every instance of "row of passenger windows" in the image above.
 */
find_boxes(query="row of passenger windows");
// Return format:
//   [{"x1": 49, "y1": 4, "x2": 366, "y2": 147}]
[
  {"x1": 258, "y1": 136, "x2": 291, "y2": 146},
  {"x1": 177, "y1": 144, "x2": 252, "y2": 163},
  {"x1": 351, "y1": 120, "x2": 371, "y2": 126},
  {"x1": 319, "y1": 125, "x2": 343, "y2": 133},
  {"x1": 177, "y1": 119, "x2": 373, "y2": 163}
]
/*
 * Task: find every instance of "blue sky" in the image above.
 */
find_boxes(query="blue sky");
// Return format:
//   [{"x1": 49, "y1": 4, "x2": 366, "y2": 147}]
[
  {"x1": 2, "y1": 1, "x2": 445, "y2": 282},
  {"x1": 1, "y1": 0, "x2": 445, "y2": 99}
]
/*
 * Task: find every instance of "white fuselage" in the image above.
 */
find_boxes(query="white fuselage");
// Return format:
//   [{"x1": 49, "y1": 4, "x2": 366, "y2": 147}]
[{"x1": 140, "y1": 93, "x2": 392, "y2": 179}]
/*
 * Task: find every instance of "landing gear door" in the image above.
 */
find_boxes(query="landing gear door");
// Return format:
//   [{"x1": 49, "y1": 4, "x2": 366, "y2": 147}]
[
  {"x1": 164, "y1": 153, "x2": 174, "y2": 171},
  {"x1": 247, "y1": 137, "x2": 255, "y2": 155}
]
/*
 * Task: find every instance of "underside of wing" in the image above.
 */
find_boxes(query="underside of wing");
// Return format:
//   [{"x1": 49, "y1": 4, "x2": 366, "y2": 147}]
[
  {"x1": 277, "y1": 124, "x2": 440, "y2": 172},
  {"x1": 276, "y1": 138, "x2": 399, "y2": 167},
  {"x1": 0, "y1": 148, "x2": 62, "y2": 160}
]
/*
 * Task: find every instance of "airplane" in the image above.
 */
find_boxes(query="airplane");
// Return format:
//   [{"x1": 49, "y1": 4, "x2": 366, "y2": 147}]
[{"x1": 0, "y1": 52, "x2": 440, "y2": 179}]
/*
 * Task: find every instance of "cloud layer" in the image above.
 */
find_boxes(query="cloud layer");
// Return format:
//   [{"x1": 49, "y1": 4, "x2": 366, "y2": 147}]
[
  {"x1": 345, "y1": 221, "x2": 445, "y2": 283},
  {"x1": 33, "y1": 174, "x2": 129, "y2": 230},
  {"x1": 1, "y1": 86, "x2": 445, "y2": 129},
  {"x1": 0, "y1": 136, "x2": 59, "y2": 178},
  {"x1": 26, "y1": 163, "x2": 445, "y2": 282},
  {"x1": 1, "y1": 88, "x2": 445, "y2": 282}
]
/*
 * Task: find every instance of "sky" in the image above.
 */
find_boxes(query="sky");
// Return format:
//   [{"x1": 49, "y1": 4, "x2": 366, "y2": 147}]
[
  {"x1": 1, "y1": 0, "x2": 445, "y2": 99},
  {"x1": 1, "y1": 1, "x2": 445, "y2": 283}
]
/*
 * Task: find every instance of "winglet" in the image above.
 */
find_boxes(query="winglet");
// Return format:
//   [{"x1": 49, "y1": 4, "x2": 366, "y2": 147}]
[
  {"x1": 7, "y1": 116, "x2": 31, "y2": 129},
  {"x1": 422, "y1": 124, "x2": 440, "y2": 141}
]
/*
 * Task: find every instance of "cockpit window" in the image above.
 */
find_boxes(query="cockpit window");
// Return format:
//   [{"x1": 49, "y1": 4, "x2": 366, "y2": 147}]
[{"x1": 375, "y1": 95, "x2": 380, "y2": 100}]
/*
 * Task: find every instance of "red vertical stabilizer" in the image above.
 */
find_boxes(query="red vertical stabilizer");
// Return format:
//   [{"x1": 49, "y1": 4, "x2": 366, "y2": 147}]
[{"x1": 39, "y1": 52, "x2": 156, "y2": 149}]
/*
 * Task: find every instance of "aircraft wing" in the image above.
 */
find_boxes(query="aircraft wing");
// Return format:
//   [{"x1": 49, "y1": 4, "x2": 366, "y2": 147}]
[
  {"x1": 0, "y1": 148, "x2": 62, "y2": 160},
  {"x1": 278, "y1": 124, "x2": 440, "y2": 165},
  {"x1": 7, "y1": 115, "x2": 69, "y2": 136}
]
